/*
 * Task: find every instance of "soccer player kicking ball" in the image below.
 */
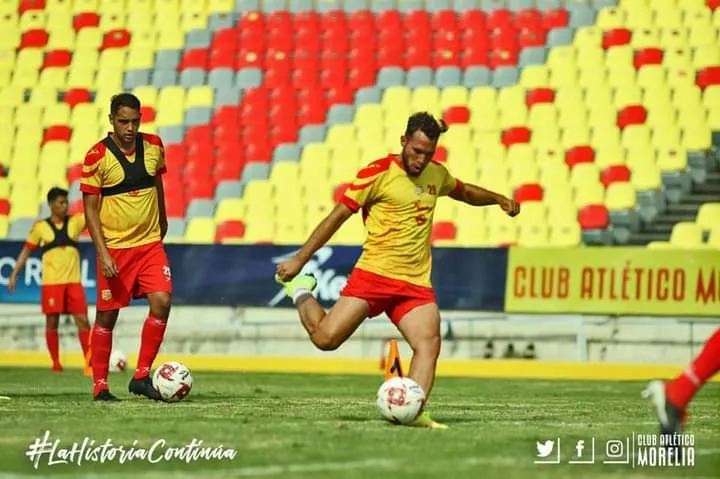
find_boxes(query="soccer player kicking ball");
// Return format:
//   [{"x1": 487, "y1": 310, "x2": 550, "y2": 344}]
[
  {"x1": 7, "y1": 187, "x2": 91, "y2": 372},
  {"x1": 80, "y1": 93, "x2": 172, "y2": 401},
  {"x1": 643, "y1": 328, "x2": 720, "y2": 434},
  {"x1": 275, "y1": 113, "x2": 520, "y2": 429}
]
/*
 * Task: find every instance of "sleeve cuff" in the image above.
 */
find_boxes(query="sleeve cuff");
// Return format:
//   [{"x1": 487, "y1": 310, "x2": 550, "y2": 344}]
[
  {"x1": 25, "y1": 242, "x2": 38, "y2": 251},
  {"x1": 340, "y1": 195, "x2": 360, "y2": 213},
  {"x1": 157, "y1": 166, "x2": 167, "y2": 175},
  {"x1": 80, "y1": 184, "x2": 101, "y2": 194},
  {"x1": 451, "y1": 178, "x2": 464, "y2": 195}
]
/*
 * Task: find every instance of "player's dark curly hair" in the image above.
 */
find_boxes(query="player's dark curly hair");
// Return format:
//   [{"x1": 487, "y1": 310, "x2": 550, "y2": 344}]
[
  {"x1": 110, "y1": 93, "x2": 141, "y2": 115},
  {"x1": 46, "y1": 187, "x2": 68, "y2": 203},
  {"x1": 404, "y1": 112, "x2": 449, "y2": 141}
]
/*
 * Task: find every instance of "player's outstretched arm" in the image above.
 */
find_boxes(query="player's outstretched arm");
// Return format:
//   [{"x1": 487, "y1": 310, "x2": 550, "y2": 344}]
[
  {"x1": 83, "y1": 193, "x2": 119, "y2": 278},
  {"x1": 7, "y1": 245, "x2": 33, "y2": 294},
  {"x1": 449, "y1": 183, "x2": 520, "y2": 216},
  {"x1": 275, "y1": 203, "x2": 354, "y2": 281}
]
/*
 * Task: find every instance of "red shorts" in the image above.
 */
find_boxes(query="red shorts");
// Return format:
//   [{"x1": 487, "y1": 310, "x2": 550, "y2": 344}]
[
  {"x1": 41, "y1": 283, "x2": 88, "y2": 315},
  {"x1": 340, "y1": 268, "x2": 436, "y2": 325},
  {"x1": 96, "y1": 241, "x2": 172, "y2": 311}
]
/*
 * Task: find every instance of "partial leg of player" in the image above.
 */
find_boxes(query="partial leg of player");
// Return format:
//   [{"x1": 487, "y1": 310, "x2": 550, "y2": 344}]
[
  {"x1": 92, "y1": 310, "x2": 120, "y2": 401},
  {"x1": 45, "y1": 314, "x2": 62, "y2": 372},
  {"x1": 128, "y1": 291, "x2": 170, "y2": 401},
  {"x1": 395, "y1": 303, "x2": 446, "y2": 430}
]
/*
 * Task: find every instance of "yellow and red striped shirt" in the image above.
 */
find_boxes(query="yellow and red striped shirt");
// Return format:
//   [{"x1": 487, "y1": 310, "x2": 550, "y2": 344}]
[{"x1": 340, "y1": 155, "x2": 462, "y2": 287}]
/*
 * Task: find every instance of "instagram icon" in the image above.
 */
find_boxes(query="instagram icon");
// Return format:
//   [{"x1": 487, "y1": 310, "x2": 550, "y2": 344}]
[{"x1": 604, "y1": 439, "x2": 630, "y2": 465}]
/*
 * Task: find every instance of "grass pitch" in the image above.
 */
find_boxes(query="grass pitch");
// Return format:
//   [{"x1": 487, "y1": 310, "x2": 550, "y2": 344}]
[{"x1": 0, "y1": 367, "x2": 718, "y2": 478}]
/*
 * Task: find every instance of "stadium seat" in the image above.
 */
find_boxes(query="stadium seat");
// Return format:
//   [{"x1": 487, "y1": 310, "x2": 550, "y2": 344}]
[{"x1": 669, "y1": 222, "x2": 705, "y2": 249}]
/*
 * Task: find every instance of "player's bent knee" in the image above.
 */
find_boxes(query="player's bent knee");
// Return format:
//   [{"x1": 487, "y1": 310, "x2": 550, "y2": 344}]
[
  {"x1": 414, "y1": 334, "x2": 441, "y2": 358},
  {"x1": 148, "y1": 292, "x2": 172, "y2": 319},
  {"x1": 311, "y1": 331, "x2": 342, "y2": 351}
]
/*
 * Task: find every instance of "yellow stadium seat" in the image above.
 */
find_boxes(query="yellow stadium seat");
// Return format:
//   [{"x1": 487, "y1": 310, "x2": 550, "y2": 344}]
[
  {"x1": 530, "y1": 126, "x2": 560, "y2": 151},
  {"x1": 433, "y1": 199, "x2": 456, "y2": 223},
  {"x1": 13, "y1": 104, "x2": 43, "y2": 128},
  {"x1": 326, "y1": 124, "x2": 356, "y2": 148},
  {"x1": 569, "y1": 163, "x2": 599, "y2": 189},
  {"x1": 630, "y1": 163, "x2": 661, "y2": 191},
  {"x1": 185, "y1": 86, "x2": 213, "y2": 109},
  {"x1": 498, "y1": 106, "x2": 528, "y2": 130},
  {"x1": 703, "y1": 85, "x2": 720, "y2": 108},
  {"x1": 539, "y1": 161, "x2": 568, "y2": 188},
  {"x1": 605, "y1": 182, "x2": 636, "y2": 211},
  {"x1": 38, "y1": 68, "x2": 68, "y2": 88},
  {"x1": 654, "y1": 7, "x2": 683, "y2": 29},
  {"x1": 214, "y1": 198, "x2": 246, "y2": 224},
  {"x1": 527, "y1": 104, "x2": 556, "y2": 130},
  {"x1": 126, "y1": 47, "x2": 155, "y2": 69},
  {"x1": 646, "y1": 103, "x2": 677, "y2": 129},
  {"x1": 0, "y1": 28, "x2": 20, "y2": 50},
  {"x1": 595, "y1": 144, "x2": 627, "y2": 168},
  {"x1": 467, "y1": 86, "x2": 497, "y2": 112},
  {"x1": 652, "y1": 126, "x2": 682, "y2": 150},
  {"x1": 544, "y1": 182, "x2": 574, "y2": 208},
  {"x1": 606, "y1": 67, "x2": 635, "y2": 88},
  {"x1": 659, "y1": 27, "x2": 688, "y2": 49},
  {"x1": 411, "y1": 86, "x2": 440, "y2": 115},
  {"x1": 355, "y1": 104, "x2": 383, "y2": 128},
  {"x1": 66, "y1": 68, "x2": 95, "y2": 89},
  {"x1": 696, "y1": 203, "x2": 720, "y2": 231},
  {"x1": 647, "y1": 241, "x2": 674, "y2": 250},
  {"x1": 12, "y1": 67, "x2": 39, "y2": 89},
  {"x1": 439, "y1": 86, "x2": 468, "y2": 112},
  {"x1": 709, "y1": 227, "x2": 720, "y2": 250},
  {"x1": 0, "y1": 177, "x2": 9, "y2": 198},
  {"x1": 669, "y1": 222, "x2": 704, "y2": 249},
  {"x1": 300, "y1": 142, "x2": 330, "y2": 165},
  {"x1": 329, "y1": 160, "x2": 358, "y2": 185},
  {"x1": 687, "y1": 23, "x2": 715, "y2": 48},
  {"x1": 682, "y1": 127, "x2": 712, "y2": 151},
  {"x1": 99, "y1": 49, "x2": 126, "y2": 70},
  {"x1": 573, "y1": 26, "x2": 602, "y2": 49},
  {"x1": 73, "y1": 48, "x2": 100, "y2": 71},
  {"x1": 208, "y1": 0, "x2": 233, "y2": 13},
  {"x1": 547, "y1": 45, "x2": 576, "y2": 68},
  {"x1": 270, "y1": 162, "x2": 301, "y2": 185},
  {"x1": 361, "y1": 143, "x2": 390, "y2": 164},
  {"x1": 508, "y1": 154, "x2": 538, "y2": 188},
  {"x1": 99, "y1": 12, "x2": 127, "y2": 32},
  {"x1": 441, "y1": 124, "x2": 471, "y2": 148},
  {"x1": 708, "y1": 107, "x2": 720, "y2": 132},
  {"x1": 574, "y1": 180, "x2": 605, "y2": 208},
  {"x1": 486, "y1": 209, "x2": 518, "y2": 246},
  {"x1": 155, "y1": 87, "x2": 185, "y2": 125},
  {"x1": 19, "y1": 10, "x2": 46, "y2": 31},
  {"x1": 631, "y1": 27, "x2": 660, "y2": 48},
  {"x1": 157, "y1": 29, "x2": 184, "y2": 49},
  {"x1": 27, "y1": 87, "x2": 57, "y2": 107},
  {"x1": 516, "y1": 201, "x2": 547, "y2": 227},
  {"x1": 558, "y1": 105, "x2": 588, "y2": 129},
  {"x1": 693, "y1": 45, "x2": 720, "y2": 70},
  {"x1": 43, "y1": 103, "x2": 71, "y2": 127},
  {"x1": 621, "y1": 125, "x2": 651, "y2": 150},
  {"x1": 585, "y1": 84, "x2": 613, "y2": 112},
  {"x1": 274, "y1": 220, "x2": 308, "y2": 246},
  {"x1": 519, "y1": 65, "x2": 550, "y2": 88},
  {"x1": 625, "y1": 145, "x2": 656, "y2": 171},
  {"x1": 95, "y1": 69, "x2": 123, "y2": 93},
  {"x1": 666, "y1": 65, "x2": 696, "y2": 89},
  {"x1": 70, "y1": 103, "x2": 100, "y2": 127},
  {"x1": 16, "y1": 48, "x2": 44, "y2": 71},
  {"x1": 184, "y1": 217, "x2": 216, "y2": 244},
  {"x1": 662, "y1": 47, "x2": 692, "y2": 70},
  {"x1": 382, "y1": 86, "x2": 411, "y2": 111},
  {"x1": 132, "y1": 86, "x2": 158, "y2": 108},
  {"x1": 517, "y1": 223, "x2": 549, "y2": 247},
  {"x1": 469, "y1": 105, "x2": 500, "y2": 132},
  {"x1": 614, "y1": 84, "x2": 643, "y2": 109},
  {"x1": 128, "y1": 25, "x2": 155, "y2": 45},
  {"x1": 577, "y1": 64, "x2": 606, "y2": 88},
  {"x1": 549, "y1": 222, "x2": 581, "y2": 247},
  {"x1": 72, "y1": 0, "x2": 99, "y2": 14},
  {"x1": 75, "y1": 28, "x2": 103, "y2": 50},
  {"x1": 555, "y1": 85, "x2": 584, "y2": 109},
  {"x1": 243, "y1": 180, "x2": 274, "y2": 204},
  {"x1": 383, "y1": 105, "x2": 411, "y2": 132},
  {"x1": 100, "y1": 0, "x2": 127, "y2": 13},
  {"x1": 560, "y1": 124, "x2": 590, "y2": 150},
  {"x1": 597, "y1": 6, "x2": 627, "y2": 28},
  {"x1": 181, "y1": 0, "x2": 207, "y2": 13},
  {"x1": 356, "y1": 126, "x2": 383, "y2": 148},
  {"x1": 47, "y1": 28, "x2": 75, "y2": 50}
]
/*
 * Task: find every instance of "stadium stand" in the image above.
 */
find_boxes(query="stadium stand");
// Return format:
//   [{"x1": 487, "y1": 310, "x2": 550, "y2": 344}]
[{"x1": 0, "y1": 0, "x2": 718, "y2": 248}]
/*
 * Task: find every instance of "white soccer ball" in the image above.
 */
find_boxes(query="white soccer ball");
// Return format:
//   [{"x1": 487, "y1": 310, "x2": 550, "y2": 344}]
[
  {"x1": 109, "y1": 349, "x2": 127, "y2": 373},
  {"x1": 376, "y1": 377, "x2": 426, "y2": 425},
  {"x1": 152, "y1": 361, "x2": 193, "y2": 402}
]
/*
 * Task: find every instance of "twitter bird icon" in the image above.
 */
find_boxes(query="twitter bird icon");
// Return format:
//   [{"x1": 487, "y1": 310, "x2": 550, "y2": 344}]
[
  {"x1": 536, "y1": 440, "x2": 554, "y2": 458},
  {"x1": 534, "y1": 438, "x2": 561, "y2": 464}
]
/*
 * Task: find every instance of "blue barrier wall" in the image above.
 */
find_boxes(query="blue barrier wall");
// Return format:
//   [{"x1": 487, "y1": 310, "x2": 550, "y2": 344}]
[{"x1": 0, "y1": 242, "x2": 508, "y2": 311}]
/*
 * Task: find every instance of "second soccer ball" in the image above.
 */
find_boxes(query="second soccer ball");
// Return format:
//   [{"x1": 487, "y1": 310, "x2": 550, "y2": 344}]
[{"x1": 376, "y1": 377, "x2": 425, "y2": 425}]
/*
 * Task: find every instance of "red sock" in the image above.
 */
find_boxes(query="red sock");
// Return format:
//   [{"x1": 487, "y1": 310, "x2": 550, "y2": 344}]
[
  {"x1": 134, "y1": 315, "x2": 168, "y2": 379},
  {"x1": 667, "y1": 328, "x2": 720, "y2": 409},
  {"x1": 45, "y1": 328, "x2": 60, "y2": 369},
  {"x1": 77, "y1": 328, "x2": 90, "y2": 356},
  {"x1": 91, "y1": 324, "x2": 113, "y2": 396}
]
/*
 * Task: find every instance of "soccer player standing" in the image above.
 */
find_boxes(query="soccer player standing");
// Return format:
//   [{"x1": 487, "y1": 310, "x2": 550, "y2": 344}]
[
  {"x1": 7, "y1": 187, "x2": 90, "y2": 372},
  {"x1": 643, "y1": 328, "x2": 720, "y2": 433},
  {"x1": 80, "y1": 93, "x2": 172, "y2": 401},
  {"x1": 275, "y1": 112, "x2": 520, "y2": 428}
]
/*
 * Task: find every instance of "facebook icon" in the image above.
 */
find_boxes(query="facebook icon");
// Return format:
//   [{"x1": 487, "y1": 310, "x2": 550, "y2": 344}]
[{"x1": 569, "y1": 438, "x2": 595, "y2": 464}]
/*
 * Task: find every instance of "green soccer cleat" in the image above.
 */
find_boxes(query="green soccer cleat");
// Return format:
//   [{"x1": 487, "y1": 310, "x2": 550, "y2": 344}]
[
  {"x1": 274, "y1": 274, "x2": 318, "y2": 299},
  {"x1": 408, "y1": 412, "x2": 448, "y2": 430}
]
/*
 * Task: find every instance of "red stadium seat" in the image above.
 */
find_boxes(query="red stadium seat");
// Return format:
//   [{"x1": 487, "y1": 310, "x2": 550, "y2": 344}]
[
  {"x1": 164, "y1": 144, "x2": 187, "y2": 165},
  {"x1": 501, "y1": 126, "x2": 531, "y2": 148},
  {"x1": 327, "y1": 85, "x2": 354, "y2": 105},
  {"x1": 66, "y1": 163, "x2": 84, "y2": 184},
  {"x1": 565, "y1": 145, "x2": 595, "y2": 168},
  {"x1": 542, "y1": 9, "x2": 569, "y2": 30},
  {"x1": 73, "y1": 12, "x2": 100, "y2": 31},
  {"x1": 461, "y1": 47, "x2": 488, "y2": 68},
  {"x1": 186, "y1": 179, "x2": 215, "y2": 199},
  {"x1": 140, "y1": 106, "x2": 156, "y2": 123},
  {"x1": 634, "y1": 48, "x2": 663, "y2": 69},
  {"x1": 434, "y1": 146, "x2": 448, "y2": 163},
  {"x1": 488, "y1": 48, "x2": 518, "y2": 68},
  {"x1": 431, "y1": 222, "x2": 457, "y2": 242},
  {"x1": 68, "y1": 199, "x2": 83, "y2": 216},
  {"x1": 214, "y1": 159, "x2": 244, "y2": 182},
  {"x1": 0, "y1": 199, "x2": 9, "y2": 216},
  {"x1": 518, "y1": 28, "x2": 546, "y2": 49},
  {"x1": 432, "y1": 10, "x2": 458, "y2": 31},
  {"x1": 514, "y1": 9, "x2": 542, "y2": 31},
  {"x1": 514, "y1": 184, "x2": 544, "y2": 203},
  {"x1": 433, "y1": 49, "x2": 460, "y2": 68},
  {"x1": 601, "y1": 165, "x2": 631, "y2": 188},
  {"x1": 18, "y1": 0, "x2": 45, "y2": 14},
  {"x1": 376, "y1": 10, "x2": 402, "y2": 32},
  {"x1": 165, "y1": 197, "x2": 187, "y2": 218},
  {"x1": 459, "y1": 10, "x2": 486, "y2": 31},
  {"x1": 443, "y1": 106, "x2": 470, "y2": 124},
  {"x1": 709, "y1": 0, "x2": 720, "y2": 10},
  {"x1": 43, "y1": 50, "x2": 72, "y2": 69},
  {"x1": 102, "y1": 29, "x2": 131, "y2": 50},
  {"x1": 43, "y1": 125, "x2": 72, "y2": 144},
  {"x1": 578, "y1": 204, "x2": 610, "y2": 230},
  {"x1": 486, "y1": 9, "x2": 513, "y2": 31},
  {"x1": 210, "y1": 50, "x2": 235, "y2": 69},
  {"x1": 348, "y1": 10, "x2": 374, "y2": 30},
  {"x1": 696, "y1": 66, "x2": 720, "y2": 89},
  {"x1": 63, "y1": 88, "x2": 91, "y2": 108},
  {"x1": 179, "y1": 49, "x2": 209, "y2": 70},
  {"x1": 602, "y1": 28, "x2": 632, "y2": 49},
  {"x1": 617, "y1": 105, "x2": 647, "y2": 128},
  {"x1": 216, "y1": 220, "x2": 246, "y2": 242},
  {"x1": 20, "y1": 29, "x2": 49, "y2": 49},
  {"x1": 334, "y1": 183, "x2": 350, "y2": 203},
  {"x1": 526, "y1": 87, "x2": 555, "y2": 108}
]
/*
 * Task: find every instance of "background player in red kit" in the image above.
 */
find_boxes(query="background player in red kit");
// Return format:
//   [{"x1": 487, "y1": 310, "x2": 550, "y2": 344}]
[
  {"x1": 81, "y1": 93, "x2": 171, "y2": 401},
  {"x1": 276, "y1": 112, "x2": 520, "y2": 428},
  {"x1": 7, "y1": 187, "x2": 90, "y2": 371}
]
